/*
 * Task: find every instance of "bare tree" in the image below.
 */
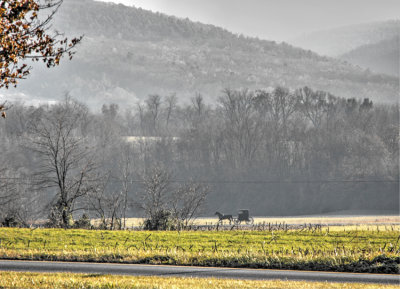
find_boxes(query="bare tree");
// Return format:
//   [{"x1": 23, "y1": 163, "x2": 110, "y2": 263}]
[
  {"x1": 137, "y1": 164, "x2": 209, "y2": 230},
  {"x1": 296, "y1": 86, "x2": 328, "y2": 129},
  {"x1": 137, "y1": 102, "x2": 145, "y2": 135},
  {"x1": 86, "y1": 173, "x2": 124, "y2": 230},
  {"x1": 218, "y1": 89, "x2": 264, "y2": 168},
  {"x1": 165, "y1": 94, "x2": 177, "y2": 131},
  {"x1": 0, "y1": 169, "x2": 41, "y2": 227},
  {"x1": 266, "y1": 87, "x2": 297, "y2": 137},
  {"x1": 0, "y1": 169, "x2": 15, "y2": 205},
  {"x1": 0, "y1": 169, "x2": 18, "y2": 225},
  {"x1": 115, "y1": 143, "x2": 135, "y2": 229},
  {"x1": 146, "y1": 94, "x2": 161, "y2": 135},
  {"x1": 192, "y1": 93, "x2": 205, "y2": 117},
  {"x1": 30, "y1": 97, "x2": 98, "y2": 228},
  {"x1": 102, "y1": 103, "x2": 119, "y2": 120},
  {"x1": 171, "y1": 181, "x2": 209, "y2": 229},
  {"x1": 138, "y1": 165, "x2": 171, "y2": 221},
  {"x1": 136, "y1": 95, "x2": 162, "y2": 136}
]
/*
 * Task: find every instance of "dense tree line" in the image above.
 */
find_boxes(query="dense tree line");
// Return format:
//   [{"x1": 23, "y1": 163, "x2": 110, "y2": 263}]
[{"x1": 0, "y1": 86, "x2": 398, "y2": 228}]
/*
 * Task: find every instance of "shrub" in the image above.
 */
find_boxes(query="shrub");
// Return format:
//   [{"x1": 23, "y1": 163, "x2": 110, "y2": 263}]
[
  {"x1": 143, "y1": 210, "x2": 176, "y2": 230},
  {"x1": 1, "y1": 215, "x2": 22, "y2": 227},
  {"x1": 73, "y1": 214, "x2": 92, "y2": 229},
  {"x1": 45, "y1": 207, "x2": 73, "y2": 228}
]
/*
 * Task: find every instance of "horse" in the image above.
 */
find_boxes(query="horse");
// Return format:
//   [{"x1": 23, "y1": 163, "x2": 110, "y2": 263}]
[{"x1": 215, "y1": 211, "x2": 233, "y2": 224}]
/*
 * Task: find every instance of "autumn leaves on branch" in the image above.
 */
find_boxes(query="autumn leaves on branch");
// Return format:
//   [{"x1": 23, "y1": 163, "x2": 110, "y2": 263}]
[{"x1": 0, "y1": 0, "x2": 82, "y2": 90}]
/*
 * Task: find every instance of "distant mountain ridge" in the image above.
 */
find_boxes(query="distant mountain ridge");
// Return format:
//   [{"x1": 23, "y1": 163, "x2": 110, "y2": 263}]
[
  {"x1": 340, "y1": 36, "x2": 399, "y2": 77},
  {"x1": 290, "y1": 20, "x2": 400, "y2": 77},
  {"x1": 2, "y1": 0, "x2": 397, "y2": 108},
  {"x1": 290, "y1": 20, "x2": 400, "y2": 57}
]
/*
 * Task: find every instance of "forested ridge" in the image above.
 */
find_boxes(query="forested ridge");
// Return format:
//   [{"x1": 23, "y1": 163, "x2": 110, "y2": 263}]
[
  {"x1": 4, "y1": 0, "x2": 398, "y2": 107},
  {"x1": 0, "y1": 86, "x2": 398, "y2": 226}
]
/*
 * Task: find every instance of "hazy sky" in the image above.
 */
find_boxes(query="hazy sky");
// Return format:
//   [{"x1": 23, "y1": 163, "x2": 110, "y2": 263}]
[{"x1": 96, "y1": 0, "x2": 400, "y2": 41}]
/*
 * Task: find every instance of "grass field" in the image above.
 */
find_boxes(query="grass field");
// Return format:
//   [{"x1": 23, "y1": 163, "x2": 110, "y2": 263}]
[
  {"x1": 0, "y1": 226, "x2": 399, "y2": 273},
  {"x1": 0, "y1": 271, "x2": 399, "y2": 289}
]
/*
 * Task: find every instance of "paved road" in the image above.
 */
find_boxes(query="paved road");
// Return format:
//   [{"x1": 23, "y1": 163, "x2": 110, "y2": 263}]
[{"x1": 0, "y1": 260, "x2": 399, "y2": 284}]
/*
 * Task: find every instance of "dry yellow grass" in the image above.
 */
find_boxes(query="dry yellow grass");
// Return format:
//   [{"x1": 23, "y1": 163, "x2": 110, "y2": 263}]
[
  {"x1": 105, "y1": 215, "x2": 400, "y2": 228},
  {"x1": 250, "y1": 216, "x2": 400, "y2": 225},
  {"x1": 0, "y1": 271, "x2": 399, "y2": 289}
]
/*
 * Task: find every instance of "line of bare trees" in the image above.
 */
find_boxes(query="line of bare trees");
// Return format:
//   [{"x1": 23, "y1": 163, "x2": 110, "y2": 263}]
[
  {"x1": 0, "y1": 86, "x2": 398, "y2": 228},
  {"x1": 0, "y1": 97, "x2": 209, "y2": 229}
]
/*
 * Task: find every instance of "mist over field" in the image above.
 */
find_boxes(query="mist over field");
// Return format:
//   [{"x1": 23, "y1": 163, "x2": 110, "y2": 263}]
[{"x1": 0, "y1": 0, "x2": 398, "y2": 228}]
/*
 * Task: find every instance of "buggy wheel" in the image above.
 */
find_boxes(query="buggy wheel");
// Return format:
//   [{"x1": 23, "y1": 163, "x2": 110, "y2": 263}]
[
  {"x1": 246, "y1": 217, "x2": 254, "y2": 225},
  {"x1": 234, "y1": 218, "x2": 240, "y2": 225}
]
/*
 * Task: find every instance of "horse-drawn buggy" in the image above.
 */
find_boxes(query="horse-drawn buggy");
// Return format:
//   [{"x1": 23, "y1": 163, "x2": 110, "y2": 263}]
[
  {"x1": 215, "y1": 209, "x2": 254, "y2": 225},
  {"x1": 234, "y1": 209, "x2": 254, "y2": 225}
]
